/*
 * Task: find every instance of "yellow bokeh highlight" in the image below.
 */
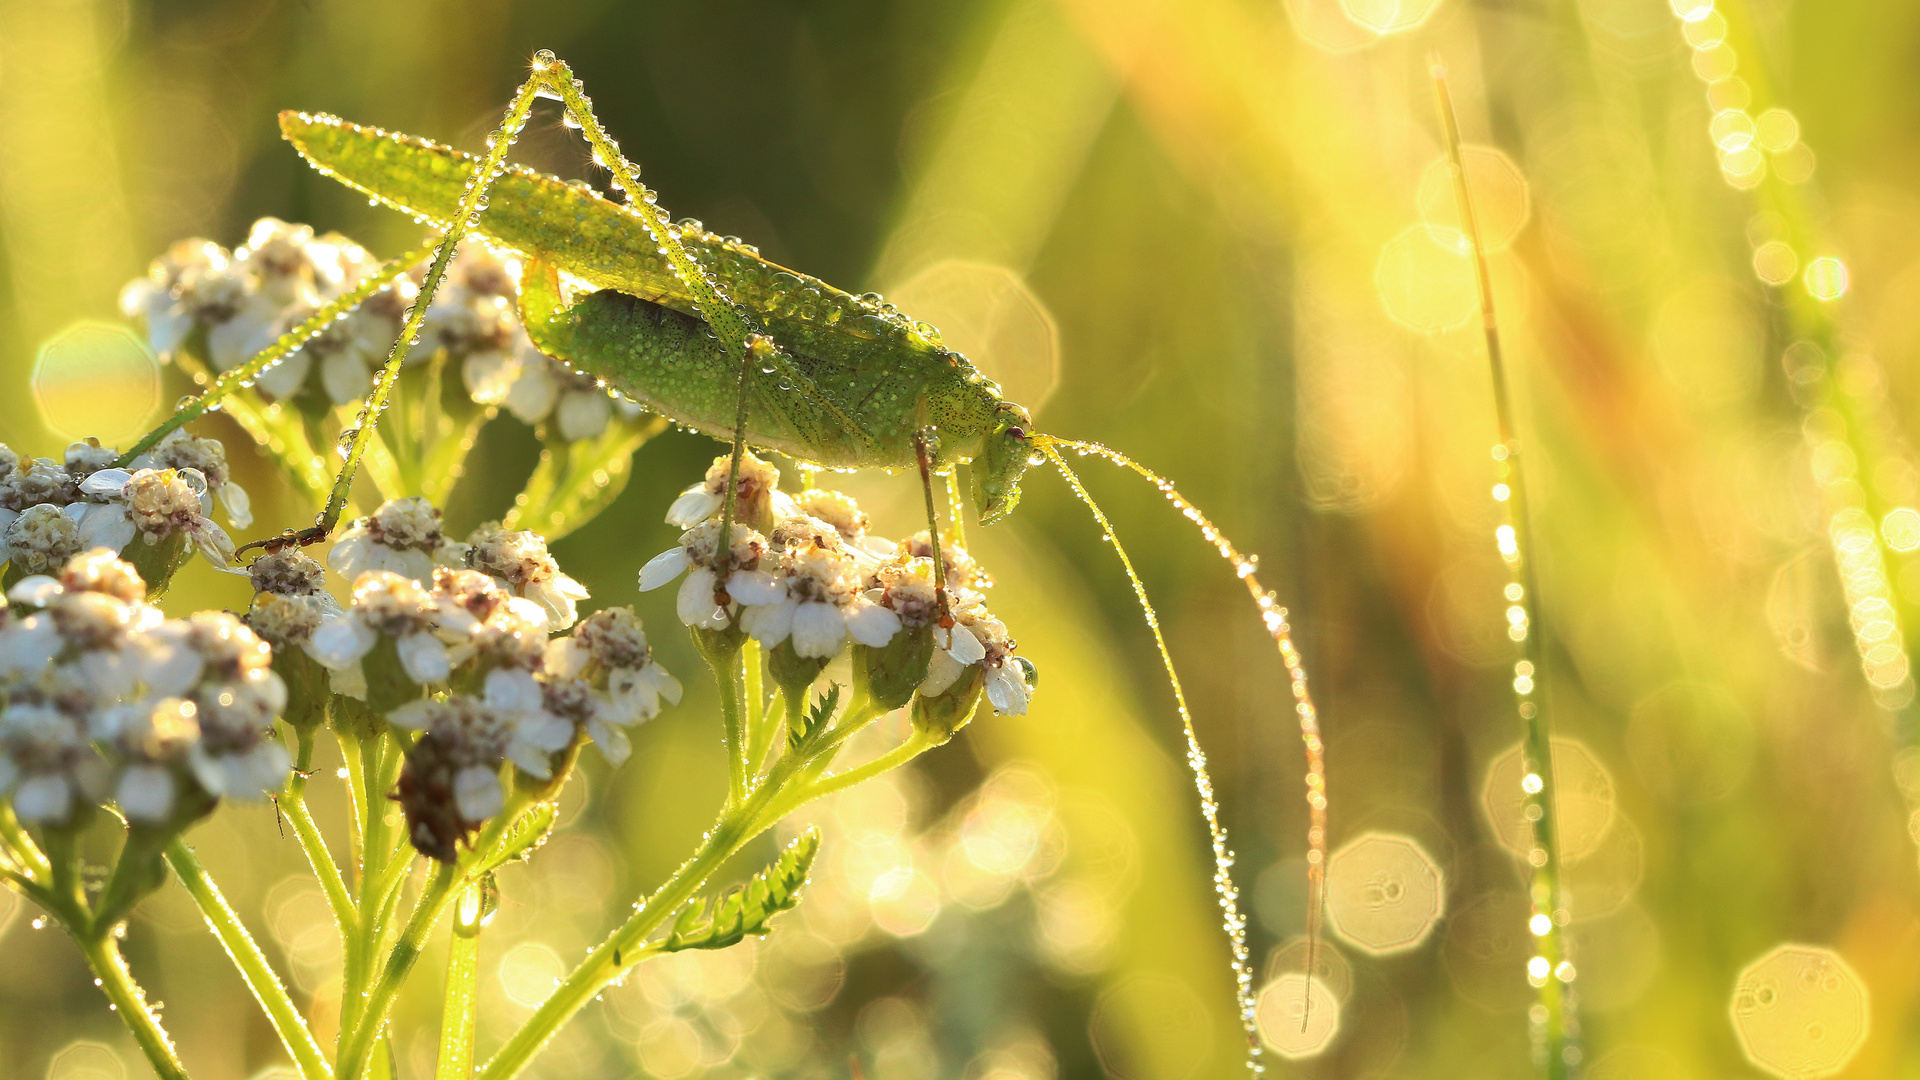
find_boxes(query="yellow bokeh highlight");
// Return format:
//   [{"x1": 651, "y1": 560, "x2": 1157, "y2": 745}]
[
  {"x1": 1338, "y1": 0, "x2": 1443, "y2": 34},
  {"x1": 1756, "y1": 108, "x2": 1801, "y2": 152},
  {"x1": 1730, "y1": 945, "x2": 1868, "y2": 1079},
  {"x1": 1483, "y1": 737, "x2": 1617, "y2": 861},
  {"x1": 1254, "y1": 974, "x2": 1339, "y2": 1058},
  {"x1": 1417, "y1": 146, "x2": 1532, "y2": 251},
  {"x1": 1325, "y1": 832, "x2": 1445, "y2": 954},
  {"x1": 49, "y1": 1042, "x2": 123, "y2": 1080},
  {"x1": 498, "y1": 941, "x2": 565, "y2": 1008},
  {"x1": 1669, "y1": 0, "x2": 1715, "y2": 20},
  {"x1": 31, "y1": 322, "x2": 162, "y2": 444},
  {"x1": 1375, "y1": 226, "x2": 1478, "y2": 332},
  {"x1": 1282, "y1": 0, "x2": 1381, "y2": 53},
  {"x1": 1885, "y1": 507, "x2": 1920, "y2": 552},
  {"x1": 1804, "y1": 257, "x2": 1849, "y2": 300},
  {"x1": 1753, "y1": 241, "x2": 1798, "y2": 286}
]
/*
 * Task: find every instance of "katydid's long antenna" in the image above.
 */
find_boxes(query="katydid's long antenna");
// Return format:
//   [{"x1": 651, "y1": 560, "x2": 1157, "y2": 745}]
[
  {"x1": 1039, "y1": 438, "x2": 1277, "y2": 1077},
  {"x1": 1431, "y1": 56, "x2": 1578, "y2": 1076},
  {"x1": 1045, "y1": 435, "x2": 1329, "y2": 1033}
]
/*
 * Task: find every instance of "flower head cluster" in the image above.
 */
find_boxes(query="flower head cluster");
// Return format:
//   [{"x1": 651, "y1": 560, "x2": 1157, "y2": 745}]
[
  {"x1": 642, "y1": 454, "x2": 1035, "y2": 717},
  {"x1": 0, "y1": 435, "x2": 243, "y2": 590},
  {"x1": 328, "y1": 496, "x2": 465, "y2": 584},
  {"x1": 0, "y1": 550, "x2": 290, "y2": 828}
]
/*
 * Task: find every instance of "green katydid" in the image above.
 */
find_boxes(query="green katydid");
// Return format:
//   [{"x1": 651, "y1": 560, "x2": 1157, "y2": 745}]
[{"x1": 136, "y1": 52, "x2": 1331, "y2": 1069}]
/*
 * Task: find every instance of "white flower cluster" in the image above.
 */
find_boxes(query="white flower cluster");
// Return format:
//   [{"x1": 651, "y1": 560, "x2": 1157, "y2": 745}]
[
  {"x1": 123, "y1": 224, "x2": 630, "y2": 439},
  {"x1": 121, "y1": 219, "x2": 411, "y2": 404},
  {"x1": 641, "y1": 453, "x2": 1035, "y2": 715},
  {"x1": 0, "y1": 434, "x2": 242, "y2": 581},
  {"x1": 327, "y1": 498, "x2": 591, "y2": 628},
  {"x1": 0, "y1": 550, "x2": 290, "y2": 827}
]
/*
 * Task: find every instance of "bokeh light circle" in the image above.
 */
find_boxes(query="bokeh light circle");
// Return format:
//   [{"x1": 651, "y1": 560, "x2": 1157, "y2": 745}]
[
  {"x1": 1417, "y1": 146, "x2": 1532, "y2": 252},
  {"x1": 1730, "y1": 945, "x2": 1868, "y2": 1079},
  {"x1": 1325, "y1": 832, "x2": 1444, "y2": 954},
  {"x1": 32, "y1": 322, "x2": 163, "y2": 443},
  {"x1": 1255, "y1": 973, "x2": 1340, "y2": 1058},
  {"x1": 886, "y1": 259, "x2": 1059, "y2": 416},
  {"x1": 1375, "y1": 226, "x2": 1478, "y2": 332},
  {"x1": 1483, "y1": 737, "x2": 1617, "y2": 861}
]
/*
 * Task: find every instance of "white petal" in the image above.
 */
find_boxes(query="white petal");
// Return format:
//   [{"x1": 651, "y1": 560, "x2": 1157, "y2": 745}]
[
  {"x1": 453, "y1": 766, "x2": 504, "y2": 822},
  {"x1": 321, "y1": 349, "x2": 372, "y2": 405},
  {"x1": 79, "y1": 468, "x2": 132, "y2": 497},
  {"x1": 665, "y1": 489, "x2": 722, "y2": 528},
  {"x1": 647, "y1": 665, "x2": 683, "y2": 706},
  {"x1": 462, "y1": 350, "x2": 521, "y2": 405},
  {"x1": 589, "y1": 718, "x2": 632, "y2": 766},
  {"x1": 397, "y1": 631, "x2": 451, "y2": 684},
  {"x1": 519, "y1": 710, "x2": 575, "y2": 752},
  {"x1": 790, "y1": 601, "x2": 847, "y2": 660},
  {"x1": 556, "y1": 390, "x2": 612, "y2": 442},
  {"x1": 327, "y1": 532, "x2": 370, "y2": 580},
  {"x1": 845, "y1": 602, "x2": 903, "y2": 648},
  {"x1": 484, "y1": 668, "x2": 545, "y2": 715},
  {"x1": 246, "y1": 742, "x2": 291, "y2": 796},
  {"x1": 726, "y1": 569, "x2": 785, "y2": 606},
  {"x1": 79, "y1": 650, "x2": 139, "y2": 701},
  {"x1": 139, "y1": 643, "x2": 205, "y2": 696},
  {"x1": 309, "y1": 616, "x2": 378, "y2": 669},
  {"x1": 503, "y1": 363, "x2": 559, "y2": 423},
  {"x1": 676, "y1": 567, "x2": 725, "y2": 628},
  {"x1": 985, "y1": 666, "x2": 1030, "y2": 716},
  {"x1": 77, "y1": 504, "x2": 136, "y2": 553},
  {"x1": 193, "y1": 521, "x2": 236, "y2": 568},
  {"x1": 505, "y1": 739, "x2": 554, "y2": 780},
  {"x1": 387, "y1": 699, "x2": 438, "y2": 730},
  {"x1": 544, "y1": 638, "x2": 590, "y2": 679},
  {"x1": 117, "y1": 765, "x2": 176, "y2": 823},
  {"x1": 63, "y1": 502, "x2": 89, "y2": 524},
  {"x1": 252, "y1": 350, "x2": 312, "y2": 399},
  {"x1": 942, "y1": 624, "x2": 987, "y2": 666},
  {"x1": 13, "y1": 775, "x2": 73, "y2": 823},
  {"x1": 220, "y1": 482, "x2": 253, "y2": 530},
  {"x1": 7, "y1": 576, "x2": 60, "y2": 606},
  {"x1": 919, "y1": 649, "x2": 966, "y2": 698},
  {"x1": 740, "y1": 597, "x2": 794, "y2": 647},
  {"x1": 330, "y1": 661, "x2": 368, "y2": 700},
  {"x1": 187, "y1": 745, "x2": 227, "y2": 796},
  {"x1": 638, "y1": 547, "x2": 690, "y2": 591},
  {"x1": 527, "y1": 580, "x2": 582, "y2": 631}
]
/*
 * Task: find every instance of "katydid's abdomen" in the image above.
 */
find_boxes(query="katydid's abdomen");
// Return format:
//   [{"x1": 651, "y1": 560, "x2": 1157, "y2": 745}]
[{"x1": 517, "y1": 262, "x2": 999, "y2": 471}]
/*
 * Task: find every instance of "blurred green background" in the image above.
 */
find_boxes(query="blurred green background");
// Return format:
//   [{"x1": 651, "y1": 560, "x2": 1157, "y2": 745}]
[{"x1": 6, "y1": 0, "x2": 1920, "y2": 1077}]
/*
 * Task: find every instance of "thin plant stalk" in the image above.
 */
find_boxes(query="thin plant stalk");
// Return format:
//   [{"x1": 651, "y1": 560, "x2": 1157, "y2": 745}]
[
  {"x1": 77, "y1": 933, "x2": 193, "y2": 1080},
  {"x1": 1432, "y1": 61, "x2": 1576, "y2": 1078},
  {"x1": 164, "y1": 837, "x2": 332, "y2": 1079},
  {"x1": 436, "y1": 884, "x2": 486, "y2": 1080}
]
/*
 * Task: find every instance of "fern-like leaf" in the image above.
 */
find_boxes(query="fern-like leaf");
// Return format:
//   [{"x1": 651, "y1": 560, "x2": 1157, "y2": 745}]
[
  {"x1": 661, "y1": 830, "x2": 821, "y2": 952},
  {"x1": 788, "y1": 684, "x2": 842, "y2": 752}
]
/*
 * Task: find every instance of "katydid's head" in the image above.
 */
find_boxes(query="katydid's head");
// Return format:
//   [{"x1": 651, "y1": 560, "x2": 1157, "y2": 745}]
[{"x1": 973, "y1": 404, "x2": 1035, "y2": 525}]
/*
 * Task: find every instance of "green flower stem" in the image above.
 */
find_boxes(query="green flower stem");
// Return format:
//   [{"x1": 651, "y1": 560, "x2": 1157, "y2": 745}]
[
  {"x1": 337, "y1": 731, "x2": 368, "y2": 881},
  {"x1": 337, "y1": 804, "x2": 522, "y2": 1080},
  {"x1": 286, "y1": 734, "x2": 356, "y2": 940},
  {"x1": 76, "y1": 931, "x2": 193, "y2": 1080},
  {"x1": 476, "y1": 811, "x2": 748, "y2": 1080},
  {"x1": 434, "y1": 885, "x2": 485, "y2": 1080},
  {"x1": 336, "y1": 859, "x2": 458, "y2": 1079},
  {"x1": 696, "y1": 633, "x2": 751, "y2": 807},
  {"x1": 748, "y1": 729, "x2": 937, "y2": 836},
  {"x1": 164, "y1": 836, "x2": 331, "y2": 1079},
  {"x1": 742, "y1": 639, "x2": 773, "y2": 777},
  {"x1": 344, "y1": 735, "x2": 407, "y2": 1049},
  {"x1": 0, "y1": 804, "x2": 50, "y2": 881}
]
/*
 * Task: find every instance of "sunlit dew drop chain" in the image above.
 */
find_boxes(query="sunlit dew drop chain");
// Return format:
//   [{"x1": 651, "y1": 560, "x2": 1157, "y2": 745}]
[
  {"x1": 1667, "y1": 2, "x2": 1920, "y2": 838},
  {"x1": 1042, "y1": 436, "x2": 1339, "y2": 1073},
  {"x1": 1430, "y1": 63, "x2": 1579, "y2": 1078}
]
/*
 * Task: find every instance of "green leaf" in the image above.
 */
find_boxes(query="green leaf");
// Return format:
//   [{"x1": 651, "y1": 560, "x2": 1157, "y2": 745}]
[
  {"x1": 660, "y1": 830, "x2": 820, "y2": 952},
  {"x1": 788, "y1": 684, "x2": 841, "y2": 752},
  {"x1": 470, "y1": 802, "x2": 558, "y2": 876}
]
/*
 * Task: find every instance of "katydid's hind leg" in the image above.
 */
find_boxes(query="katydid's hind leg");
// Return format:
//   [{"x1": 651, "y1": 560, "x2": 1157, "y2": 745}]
[
  {"x1": 912, "y1": 429, "x2": 953, "y2": 628},
  {"x1": 312, "y1": 63, "x2": 550, "y2": 542}
]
